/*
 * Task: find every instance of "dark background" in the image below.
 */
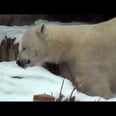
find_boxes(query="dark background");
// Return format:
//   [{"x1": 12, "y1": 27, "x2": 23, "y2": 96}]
[{"x1": 0, "y1": 15, "x2": 115, "y2": 25}]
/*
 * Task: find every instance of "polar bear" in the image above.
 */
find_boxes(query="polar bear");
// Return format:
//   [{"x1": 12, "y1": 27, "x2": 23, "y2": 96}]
[{"x1": 16, "y1": 17, "x2": 116, "y2": 99}]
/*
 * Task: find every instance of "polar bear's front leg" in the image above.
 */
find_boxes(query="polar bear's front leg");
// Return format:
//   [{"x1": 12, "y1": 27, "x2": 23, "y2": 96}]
[
  {"x1": 73, "y1": 63, "x2": 113, "y2": 99},
  {"x1": 59, "y1": 62, "x2": 76, "y2": 86}
]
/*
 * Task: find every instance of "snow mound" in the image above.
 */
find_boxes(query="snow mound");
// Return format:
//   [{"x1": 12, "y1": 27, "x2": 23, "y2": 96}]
[{"x1": 34, "y1": 19, "x2": 88, "y2": 25}]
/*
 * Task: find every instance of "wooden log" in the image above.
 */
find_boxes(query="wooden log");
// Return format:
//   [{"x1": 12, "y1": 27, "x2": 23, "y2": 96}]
[
  {"x1": 0, "y1": 37, "x2": 19, "y2": 61},
  {"x1": 33, "y1": 94, "x2": 55, "y2": 102}
]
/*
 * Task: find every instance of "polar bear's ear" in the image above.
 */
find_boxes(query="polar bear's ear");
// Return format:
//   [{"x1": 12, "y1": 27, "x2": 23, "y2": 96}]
[
  {"x1": 40, "y1": 24, "x2": 45, "y2": 33},
  {"x1": 36, "y1": 24, "x2": 45, "y2": 35}
]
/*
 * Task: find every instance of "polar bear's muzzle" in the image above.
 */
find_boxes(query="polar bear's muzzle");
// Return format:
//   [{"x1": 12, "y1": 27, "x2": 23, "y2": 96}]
[{"x1": 16, "y1": 59, "x2": 31, "y2": 68}]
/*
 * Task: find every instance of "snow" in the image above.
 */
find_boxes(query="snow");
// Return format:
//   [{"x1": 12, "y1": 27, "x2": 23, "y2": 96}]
[
  {"x1": 0, "y1": 19, "x2": 116, "y2": 101},
  {"x1": 0, "y1": 61, "x2": 116, "y2": 101},
  {"x1": 0, "y1": 61, "x2": 107, "y2": 101},
  {"x1": 0, "y1": 61, "x2": 75, "y2": 101}
]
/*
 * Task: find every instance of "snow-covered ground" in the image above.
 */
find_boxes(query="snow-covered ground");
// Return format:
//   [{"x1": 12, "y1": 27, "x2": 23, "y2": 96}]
[
  {"x1": 0, "y1": 61, "x2": 109, "y2": 101},
  {"x1": 0, "y1": 19, "x2": 116, "y2": 101}
]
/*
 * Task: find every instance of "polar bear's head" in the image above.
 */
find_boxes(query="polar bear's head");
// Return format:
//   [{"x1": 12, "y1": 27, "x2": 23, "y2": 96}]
[
  {"x1": 16, "y1": 23, "x2": 70, "y2": 68},
  {"x1": 16, "y1": 24, "x2": 51, "y2": 68}
]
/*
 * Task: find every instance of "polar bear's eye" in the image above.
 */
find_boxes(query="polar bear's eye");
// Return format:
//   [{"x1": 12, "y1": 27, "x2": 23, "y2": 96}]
[{"x1": 22, "y1": 47, "x2": 26, "y2": 51}]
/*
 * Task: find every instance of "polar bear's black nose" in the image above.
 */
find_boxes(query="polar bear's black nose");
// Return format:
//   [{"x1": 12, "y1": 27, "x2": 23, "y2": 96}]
[{"x1": 16, "y1": 59, "x2": 30, "y2": 68}]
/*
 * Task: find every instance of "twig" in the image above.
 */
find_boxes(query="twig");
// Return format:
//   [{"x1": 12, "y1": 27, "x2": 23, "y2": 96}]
[
  {"x1": 69, "y1": 87, "x2": 76, "y2": 101},
  {"x1": 56, "y1": 78, "x2": 65, "y2": 101},
  {"x1": 56, "y1": 78, "x2": 77, "y2": 101},
  {"x1": 59, "y1": 78, "x2": 65, "y2": 97}
]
